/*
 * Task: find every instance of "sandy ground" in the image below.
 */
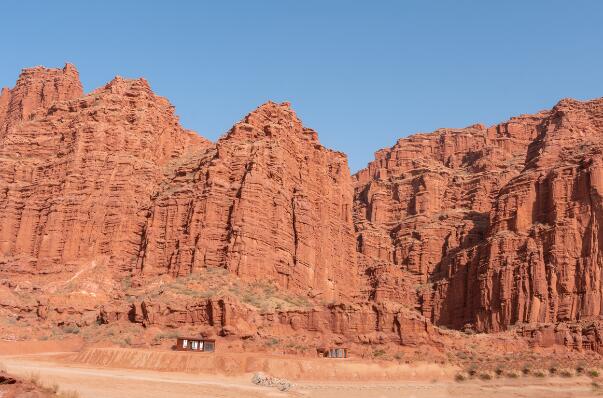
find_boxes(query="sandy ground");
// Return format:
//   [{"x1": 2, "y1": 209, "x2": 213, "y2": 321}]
[{"x1": 0, "y1": 353, "x2": 599, "y2": 398}]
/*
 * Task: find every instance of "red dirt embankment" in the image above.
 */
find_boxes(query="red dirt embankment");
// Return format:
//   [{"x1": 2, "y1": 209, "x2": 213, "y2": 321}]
[
  {"x1": 71, "y1": 348, "x2": 458, "y2": 381},
  {"x1": 0, "y1": 338, "x2": 83, "y2": 356}
]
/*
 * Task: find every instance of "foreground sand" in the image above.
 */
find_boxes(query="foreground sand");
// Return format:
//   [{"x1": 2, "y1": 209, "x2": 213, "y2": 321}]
[{"x1": 0, "y1": 351, "x2": 599, "y2": 398}]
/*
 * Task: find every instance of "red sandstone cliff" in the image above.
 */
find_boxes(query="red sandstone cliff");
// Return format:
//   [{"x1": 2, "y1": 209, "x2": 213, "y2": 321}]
[
  {"x1": 138, "y1": 102, "x2": 359, "y2": 301},
  {"x1": 0, "y1": 68, "x2": 206, "y2": 276},
  {"x1": 2, "y1": 63, "x2": 603, "y2": 353},
  {"x1": 0, "y1": 64, "x2": 83, "y2": 137},
  {"x1": 354, "y1": 97, "x2": 603, "y2": 339}
]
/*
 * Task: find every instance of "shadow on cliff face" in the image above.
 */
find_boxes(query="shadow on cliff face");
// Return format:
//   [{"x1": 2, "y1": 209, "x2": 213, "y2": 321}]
[{"x1": 426, "y1": 210, "x2": 490, "y2": 331}]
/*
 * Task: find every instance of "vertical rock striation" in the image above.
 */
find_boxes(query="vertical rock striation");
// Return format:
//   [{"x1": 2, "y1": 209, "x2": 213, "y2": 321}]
[
  {"x1": 355, "y1": 97, "x2": 603, "y2": 333},
  {"x1": 0, "y1": 64, "x2": 83, "y2": 137},
  {"x1": 139, "y1": 102, "x2": 359, "y2": 301},
  {"x1": 3, "y1": 63, "x2": 603, "y2": 347},
  {"x1": 0, "y1": 65, "x2": 206, "y2": 274}
]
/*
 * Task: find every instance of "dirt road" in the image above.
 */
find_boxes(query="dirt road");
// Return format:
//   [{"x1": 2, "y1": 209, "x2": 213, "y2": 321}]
[{"x1": 0, "y1": 355, "x2": 598, "y2": 398}]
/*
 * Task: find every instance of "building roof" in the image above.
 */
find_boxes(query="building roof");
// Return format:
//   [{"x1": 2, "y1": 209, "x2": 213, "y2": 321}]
[{"x1": 177, "y1": 337, "x2": 216, "y2": 342}]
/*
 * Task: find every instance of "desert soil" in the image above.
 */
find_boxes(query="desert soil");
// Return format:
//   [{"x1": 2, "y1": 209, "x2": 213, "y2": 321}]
[{"x1": 0, "y1": 352, "x2": 599, "y2": 398}]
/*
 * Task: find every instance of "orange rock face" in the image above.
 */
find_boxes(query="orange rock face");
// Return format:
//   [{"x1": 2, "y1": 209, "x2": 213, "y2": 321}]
[
  {"x1": 0, "y1": 68, "x2": 206, "y2": 277},
  {"x1": 3, "y1": 63, "x2": 603, "y2": 353},
  {"x1": 355, "y1": 97, "x2": 603, "y2": 336},
  {"x1": 0, "y1": 64, "x2": 83, "y2": 137},
  {"x1": 138, "y1": 102, "x2": 359, "y2": 301}
]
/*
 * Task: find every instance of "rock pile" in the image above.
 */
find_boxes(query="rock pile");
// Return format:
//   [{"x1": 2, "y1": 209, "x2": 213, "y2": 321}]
[{"x1": 251, "y1": 372, "x2": 293, "y2": 391}]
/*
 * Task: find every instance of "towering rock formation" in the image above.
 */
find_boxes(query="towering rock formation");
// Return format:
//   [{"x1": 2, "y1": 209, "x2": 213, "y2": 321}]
[
  {"x1": 0, "y1": 64, "x2": 83, "y2": 137},
  {"x1": 0, "y1": 65, "x2": 358, "y2": 303},
  {"x1": 3, "y1": 63, "x2": 603, "y2": 349},
  {"x1": 0, "y1": 65, "x2": 206, "y2": 275},
  {"x1": 473, "y1": 98, "x2": 603, "y2": 331},
  {"x1": 139, "y1": 102, "x2": 359, "y2": 301},
  {"x1": 355, "y1": 97, "x2": 603, "y2": 334}
]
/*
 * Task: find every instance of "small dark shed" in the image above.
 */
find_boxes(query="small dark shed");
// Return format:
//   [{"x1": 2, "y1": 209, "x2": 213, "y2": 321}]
[
  {"x1": 175, "y1": 337, "x2": 215, "y2": 352},
  {"x1": 325, "y1": 347, "x2": 348, "y2": 358}
]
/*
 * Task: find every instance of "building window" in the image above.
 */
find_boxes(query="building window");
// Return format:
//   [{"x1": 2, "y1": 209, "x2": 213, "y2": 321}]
[
  {"x1": 198, "y1": 341, "x2": 204, "y2": 351},
  {"x1": 191, "y1": 341, "x2": 198, "y2": 350},
  {"x1": 182, "y1": 339, "x2": 188, "y2": 348}
]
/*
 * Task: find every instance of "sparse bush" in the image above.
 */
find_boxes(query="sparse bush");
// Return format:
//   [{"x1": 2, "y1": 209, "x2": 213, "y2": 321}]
[
  {"x1": 522, "y1": 365, "x2": 531, "y2": 375},
  {"x1": 61, "y1": 325, "x2": 80, "y2": 334},
  {"x1": 455, "y1": 372, "x2": 468, "y2": 382},
  {"x1": 265, "y1": 338, "x2": 280, "y2": 347},
  {"x1": 50, "y1": 383, "x2": 60, "y2": 393},
  {"x1": 506, "y1": 370, "x2": 521, "y2": 378},
  {"x1": 27, "y1": 372, "x2": 41, "y2": 386},
  {"x1": 153, "y1": 330, "x2": 179, "y2": 343},
  {"x1": 373, "y1": 349, "x2": 386, "y2": 358},
  {"x1": 478, "y1": 371, "x2": 494, "y2": 381},
  {"x1": 495, "y1": 366, "x2": 504, "y2": 376},
  {"x1": 589, "y1": 369, "x2": 601, "y2": 378},
  {"x1": 533, "y1": 369, "x2": 547, "y2": 378},
  {"x1": 467, "y1": 364, "x2": 478, "y2": 377},
  {"x1": 559, "y1": 369, "x2": 574, "y2": 378}
]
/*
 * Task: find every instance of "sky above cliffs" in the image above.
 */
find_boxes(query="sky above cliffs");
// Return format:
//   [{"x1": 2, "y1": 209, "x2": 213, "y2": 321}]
[{"x1": 1, "y1": 1, "x2": 602, "y2": 172}]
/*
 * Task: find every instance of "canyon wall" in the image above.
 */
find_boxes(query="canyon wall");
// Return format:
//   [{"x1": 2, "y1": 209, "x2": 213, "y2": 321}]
[
  {"x1": 0, "y1": 65, "x2": 359, "y2": 303},
  {"x1": 2, "y1": 63, "x2": 603, "y2": 349},
  {"x1": 0, "y1": 67, "x2": 205, "y2": 276},
  {"x1": 354, "y1": 97, "x2": 603, "y2": 334},
  {"x1": 138, "y1": 102, "x2": 359, "y2": 301}
]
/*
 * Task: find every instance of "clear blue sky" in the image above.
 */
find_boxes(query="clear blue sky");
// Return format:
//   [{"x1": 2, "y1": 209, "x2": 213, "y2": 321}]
[{"x1": 2, "y1": 1, "x2": 602, "y2": 171}]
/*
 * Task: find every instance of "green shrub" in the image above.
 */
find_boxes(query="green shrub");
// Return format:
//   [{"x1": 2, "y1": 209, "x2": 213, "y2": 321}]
[{"x1": 588, "y1": 369, "x2": 601, "y2": 378}]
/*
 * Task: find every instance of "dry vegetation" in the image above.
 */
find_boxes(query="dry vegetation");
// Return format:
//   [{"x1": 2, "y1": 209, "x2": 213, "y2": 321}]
[
  {"x1": 455, "y1": 361, "x2": 603, "y2": 383},
  {"x1": 140, "y1": 267, "x2": 313, "y2": 312},
  {"x1": 26, "y1": 371, "x2": 81, "y2": 398}
]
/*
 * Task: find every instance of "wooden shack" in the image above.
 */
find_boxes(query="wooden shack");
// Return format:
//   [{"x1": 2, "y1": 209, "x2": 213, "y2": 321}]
[
  {"x1": 175, "y1": 337, "x2": 215, "y2": 352},
  {"x1": 325, "y1": 347, "x2": 348, "y2": 358}
]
